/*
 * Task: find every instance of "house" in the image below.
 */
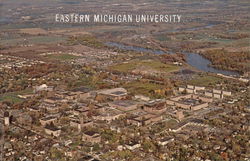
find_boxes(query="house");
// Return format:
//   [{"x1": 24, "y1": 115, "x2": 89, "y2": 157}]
[
  {"x1": 82, "y1": 131, "x2": 101, "y2": 143},
  {"x1": 94, "y1": 103, "x2": 106, "y2": 113},
  {"x1": 33, "y1": 84, "x2": 54, "y2": 93},
  {"x1": 70, "y1": 119, "x2": 81, "y2": 130},
  {"x1": 77, "y1": 155, "x2": 96, "y2": 161},
  {"x1": 213, "y1": 93, "x2": 223, "y2": 99},
  {"x1": 45, "y1": 104, "x2": 60, "y2": 114},
  {"x1": 242, "y1": 123, "x2": 250, "y2": 131},
  {"x1": 44, "y1": 124, "x2": 61, "y2": 137},
  {"x1": 194, "y1": 86, "x2": 205, "y2": 90},
  {"x1": 64, "y1": 140, "x2": 73, "y2": 146},
  {"x1": 213, "y1": 89, "x2": 222, "y2": 94},
  {"x1": 178, "y1": 87, "x2": 186, "y2": 92},
  {"x1": 186, "y1": 88, "x2": 196, "y2": 94},
  {"x1": 222, "y1": 91, "x2": 231, "y2": 96},
  {"x1": 81, "y1": 120, "x2": 94, "y2": 128},
  {"x1": 18, "y1": 94, "x2": 34, "y2": 99},
  {"x1": 245, "y1": 106, "x2": 250, "y2": 112},
  {"x1": 65, "y1": 93, "x2": 78, "y2": 100},
  {"x1": 40, "y1": 116, "x2": 57, "y2": 126},
  {"x1": 125, "y1": 141, "x2": 141, "y2": 150},
  {"x1": 73, "y1": 105, "x2": 89, "y2": 116},
  {"x1": 158, "y1": 137, "x2": 174, "y2": 146},
  {"x1": 44, "y1": 97, "x2": 65, "y2": 104},
  {"x1": 70, "y1": 117, "x2": 93, "y2": 131},
  {"x1": 28, "y1": 106, "x2": 40, "y2": 113},
  {"x1": 187, "y1": 85, "x2": 194, "y2": 89},
  {"x1": 134, "y1": 95, "x2": 150, "y2": 101},
  {"x1": 65, "y1": 151, "x2": 75, "y2": 158},
  {"x1": 205, "y1": 91, "x2": 213, "y2": 97}
]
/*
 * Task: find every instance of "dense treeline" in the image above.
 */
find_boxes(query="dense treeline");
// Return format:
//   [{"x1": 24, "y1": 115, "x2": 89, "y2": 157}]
[
  {"x1": 201, "y1": 49, "x2": 250, "y2": 74},
  {"x1": 214, "y1": 33, "x2": 249, "y2": 40}
]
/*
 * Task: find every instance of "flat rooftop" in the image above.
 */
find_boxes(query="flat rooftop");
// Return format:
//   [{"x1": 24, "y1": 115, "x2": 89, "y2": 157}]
[
  {"x1": 179, "y1": 98, "x2": 203, "y2": 106},
  {"x1": 98, "y1": 88, "x2": 127, "y2": 96},
  {"x1": 111, "y1": 100, "x2": 137, "y2": 107},
  {"x1": 40, "y1": 116, "x2": 57, "y2": 121},
  {"x1": 111, "y1": 91, "x2": 127, "y2": 96}
]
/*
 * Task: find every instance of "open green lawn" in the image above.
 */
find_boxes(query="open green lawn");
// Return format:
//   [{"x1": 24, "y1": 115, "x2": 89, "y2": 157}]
[
  {"x1": 0, "y1": 95, "x2": 23, "y2": 104},
  {"x1": 47, "y1": 54, "x2": 81, "y2": 61},
  {"x1": 188, "y1": 75, "x2": 223, "y2": 86},
  {"x1": 122, "y1": 81, "x2": 164, "y2": 97},
  {"x1": 29, "y1": 36, "x2": 66, "y2": 44},
  {"x1": 0, "y1": 35, "x2": 66, "y2": 46},
  {"x1": 164, "y1": 118, "x2": 178, "y2": 129},
  {"x1": 226, "y1": 38, "x2": 250, "y2": 48},
  {"x1": 155, "y1": 35, "x2": 171, "y2": 41},
  {"x1": 111, "y1": 60, "x2": 179, "y2": 73},
  {"x1": 0, "y1": 88, "x2": 33, "y2": 104}
]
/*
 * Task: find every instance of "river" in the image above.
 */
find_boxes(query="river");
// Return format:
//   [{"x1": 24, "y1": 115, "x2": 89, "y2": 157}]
[{"x1": 105, "y1": 42, "x2": 239, "y2": 76}]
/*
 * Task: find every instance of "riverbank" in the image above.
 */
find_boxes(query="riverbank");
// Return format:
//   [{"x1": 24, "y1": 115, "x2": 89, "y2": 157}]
[{"x1": 105, "y1": 42, "x2": 240, "y2": 76}]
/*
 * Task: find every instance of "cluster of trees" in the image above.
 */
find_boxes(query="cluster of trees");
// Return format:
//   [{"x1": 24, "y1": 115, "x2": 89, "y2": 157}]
[
  {"x1": 23, "y1": 63, "x2": 71, "y2": 78},
  {"x1": 201, "y1": 49, "x2": 250, "y2": 73},
  {"x1": 160, "y1": 53, "x2": 186, "y2": 63},
  {"x1": 0, "y1": 67, "x2": 33, "y2": 95},
  {"x1": 67, "y1": 35, "x2": 104, "y2": 48},
  {"x1": 0, "y1": 62, "x2": 73, "y2": 96}
]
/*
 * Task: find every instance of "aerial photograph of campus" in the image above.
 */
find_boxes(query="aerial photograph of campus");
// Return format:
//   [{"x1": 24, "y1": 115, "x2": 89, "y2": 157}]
[{"x1": 0, "y1": 0, "x2": 249, "y2": 160}]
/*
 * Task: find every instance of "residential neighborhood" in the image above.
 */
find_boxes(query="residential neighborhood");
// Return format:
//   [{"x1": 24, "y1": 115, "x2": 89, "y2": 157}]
[{"x1": 1, "y1": 79, "x2": 249, "y2": 160}]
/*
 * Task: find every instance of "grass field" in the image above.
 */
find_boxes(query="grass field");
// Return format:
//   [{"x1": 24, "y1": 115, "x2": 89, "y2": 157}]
[
  {"x1": 155, "y1": 35, "x2": 171, "y2": 41},
  {"x1": 111, "y1": 60, "x2": 179, "y2": 73},
  {"x1": 0, "y1": 88, "x2": 33, "y2": 104},
  {"x1": 165, "y1": 119, "x2": 178, "y2": 129},
  {"x1": 0, "y1": 35, "x2": 66, "y2": 46},
  {"x1": 0, "y1": 95, "x2": 24, "y2": 104},
  {"x1": 122, "y1": 81, "x2": 164, "y2": 97},
  {"x1": 47, "y1": 54, "x2": 81, "y2": 61},
  {"x1": 188, "y1": 75, "x2": 223, "y2": 86}
]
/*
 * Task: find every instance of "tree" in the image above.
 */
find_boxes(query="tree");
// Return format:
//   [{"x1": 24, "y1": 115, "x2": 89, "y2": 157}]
[
  {"x1": 50, "y1": 147, "x2": 64, "y2": 159},
  {"x1": 93, "y1": 143, "x2": 100, "y2": 151},
  {"x1": 142, "y1": 139, "x2": 156, "y2": 153}
]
